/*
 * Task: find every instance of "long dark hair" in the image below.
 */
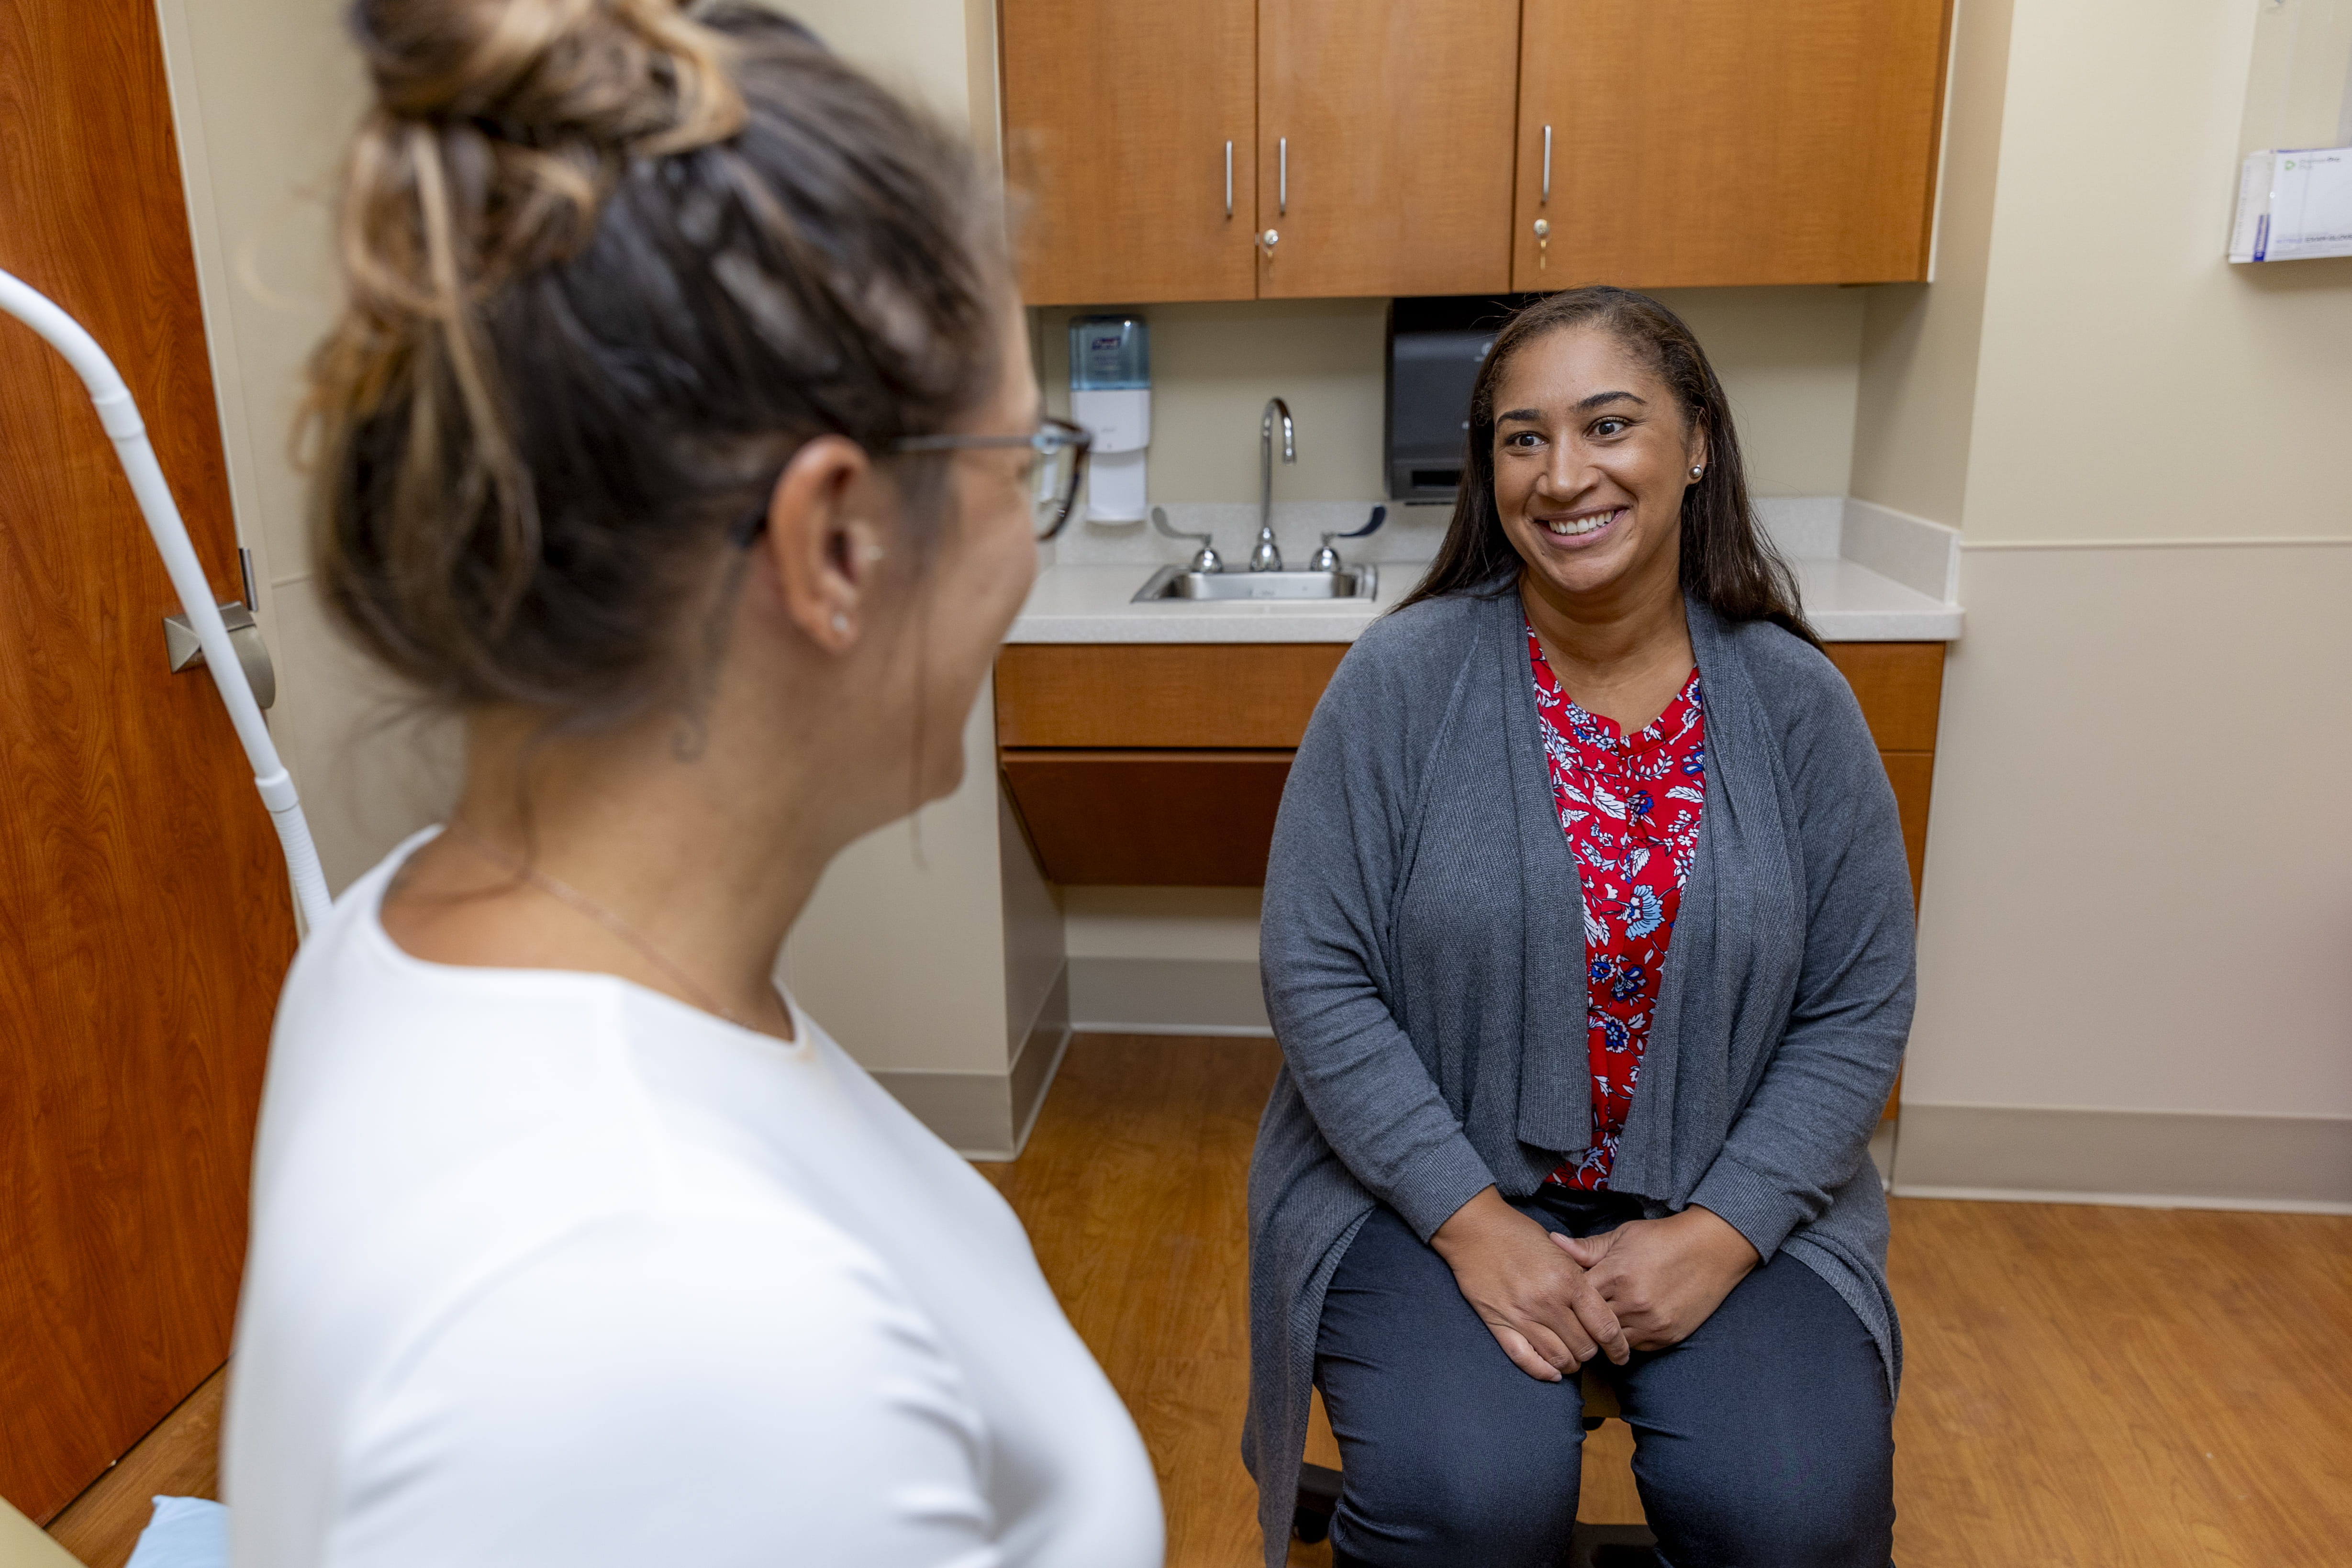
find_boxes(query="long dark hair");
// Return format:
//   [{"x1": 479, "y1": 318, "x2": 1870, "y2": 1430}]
[{"x1": 1396, "y1": 286, "x2": 1817, "y2": 648}]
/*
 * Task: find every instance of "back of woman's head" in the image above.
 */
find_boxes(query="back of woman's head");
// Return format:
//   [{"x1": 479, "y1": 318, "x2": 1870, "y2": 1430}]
[
  {"x1": 309, "y1": 0, "x2": 1008, "y2": 724},
  {"x1": 1400, "y1": 285, "x2": 1816, "y2": 646}
]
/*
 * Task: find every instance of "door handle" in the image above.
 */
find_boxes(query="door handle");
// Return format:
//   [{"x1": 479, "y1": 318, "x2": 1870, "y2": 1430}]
[{"x1": 166, "y1": 600, "x2": 275, "y2": 710}]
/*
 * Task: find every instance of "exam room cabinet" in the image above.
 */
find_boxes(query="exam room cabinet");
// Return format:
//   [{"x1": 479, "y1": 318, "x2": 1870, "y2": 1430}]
[
  {"x1": 1001, "y1": 0, "x2": 1520, "y2": 304},
  {"x1": 1510, "y1": 0, "x2": 1954, "y2": 289},
  {"x1": 994, "y1": 641, "x2": 1944, "y2": 899},
  {"x1": 999, "y1": 0, "x2": 1953, "y2": 302}
]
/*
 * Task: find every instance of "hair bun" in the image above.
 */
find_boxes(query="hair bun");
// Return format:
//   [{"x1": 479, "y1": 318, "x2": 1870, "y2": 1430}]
[{"x1": 356, "y1": 0, "x2": 742, "y2": 156}]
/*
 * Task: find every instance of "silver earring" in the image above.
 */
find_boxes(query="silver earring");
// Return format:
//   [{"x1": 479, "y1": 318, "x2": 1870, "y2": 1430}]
[
  {"x1": 831, "y1": 613, "x2": 849, "y2": 634},
  {"x1": 1690, "y1": 465, "x2": 1705, "y2": 479}
]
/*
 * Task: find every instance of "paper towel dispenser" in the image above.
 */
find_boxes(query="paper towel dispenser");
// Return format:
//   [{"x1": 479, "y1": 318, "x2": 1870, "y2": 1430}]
[{"x1": 1385, "y1": 295, "x2": 1531, "y2": 503}]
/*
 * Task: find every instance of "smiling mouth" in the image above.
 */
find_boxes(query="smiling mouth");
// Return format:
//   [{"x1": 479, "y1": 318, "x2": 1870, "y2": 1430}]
[{"x1": 1539, "y1": 507, "x2": 1623, "y2": 538}]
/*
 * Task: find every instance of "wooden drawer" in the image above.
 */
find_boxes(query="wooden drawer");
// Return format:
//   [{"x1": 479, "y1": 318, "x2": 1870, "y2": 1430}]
[
  {"x1": 995, "y1": 641, "x2": 1948, "y2": 908},
  {"x1": 1823, "y1": 642, "x2": 1945, "y2": 753},
  {"x1": 996, "y1": 644, "x2": 1347, "y2": 749},
  {"x1": 1000, "y1": 750, "x2": 1293, "y2": 886}
]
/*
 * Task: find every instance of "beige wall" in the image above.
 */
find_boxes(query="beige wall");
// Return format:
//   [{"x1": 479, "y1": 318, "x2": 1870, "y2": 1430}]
[
  {"x1": 775, "y1": 0, "x2": 1000, "y2": 156},
  {"x1": 1961, "y1": 0, "x2": 2352, "y2": 546},
  {"x1": 153, "y1": 0, "x2": 462, "y2": 894},
  {"x1": 779, "y1": 679, "x2": 1024, "y2": 1078},
  {"x1": 1850, "y1": 0, "x2": 2014, "y2": 525},
  {"x1": 1855, "y1": 0, "x2": 2352, "y2": 1164},
  {"x1": 1035, "y1": 287, "x2": 1867, "y2": 508},
  {"x1": 1910, "y1": 542, "x2": 2352, "y2": 1118}
]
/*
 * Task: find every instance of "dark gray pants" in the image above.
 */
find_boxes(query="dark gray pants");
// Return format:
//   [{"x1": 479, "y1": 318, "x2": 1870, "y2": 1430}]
[{"x1": 1316, "y1": 1189, "x2": 1895, "y2": 1568}]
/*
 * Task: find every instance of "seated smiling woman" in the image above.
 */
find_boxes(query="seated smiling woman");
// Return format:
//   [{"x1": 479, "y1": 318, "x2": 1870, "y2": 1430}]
[{"x1": 1245, "y1": 286, "x2": 1913, "y2": 1568}]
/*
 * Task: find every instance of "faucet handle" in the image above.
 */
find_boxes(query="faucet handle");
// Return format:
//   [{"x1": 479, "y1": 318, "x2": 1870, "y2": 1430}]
[
  {"x1": 1152, "y1": 506, "x2": 1222, "y2": 573},
  {"x1": 1313, "y1": 505, "x2": 1387, "y2": 573}
]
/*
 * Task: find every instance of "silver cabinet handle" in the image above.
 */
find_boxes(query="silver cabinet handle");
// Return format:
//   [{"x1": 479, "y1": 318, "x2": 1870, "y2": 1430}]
[
  {"x1": 1260, "y1": 228, "x2": 1280, "y2": 254},
  {"x1": 1279, "y1": 136, "x2": 1288, "y2": 215},
  {"x1": 1224, "y1": 140, "x2": 1233, "y2": 217},
  {"x1": 1541, "y1": 124, "x2": 1552, "y2": 205}
]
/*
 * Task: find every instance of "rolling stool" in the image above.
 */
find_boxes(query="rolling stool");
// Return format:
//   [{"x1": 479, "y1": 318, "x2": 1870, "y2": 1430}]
[{"x1": 1293, "y1": 1366, "x2": 1663, "y2": 1567}]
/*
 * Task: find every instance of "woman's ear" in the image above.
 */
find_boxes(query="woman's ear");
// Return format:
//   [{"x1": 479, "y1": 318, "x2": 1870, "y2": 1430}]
[{"x1": 755, "y1": 435, "x2": 892, "y2": 655}]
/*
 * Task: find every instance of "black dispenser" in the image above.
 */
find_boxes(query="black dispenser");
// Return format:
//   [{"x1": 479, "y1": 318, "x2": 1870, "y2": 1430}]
[{"x1": 1384, "y1": 294, "x2": 1532, "y2": 503}]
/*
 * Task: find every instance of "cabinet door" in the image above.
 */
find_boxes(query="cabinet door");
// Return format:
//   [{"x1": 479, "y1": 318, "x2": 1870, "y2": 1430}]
[
  {"x1": 1002, "y1": 0, "x2": 1257, "y2": 304},
  {"x1": 1258, "y1": 0, "x2": 1519, "y2": 299},
  {"x1": 1514, "y1": 0, "x2": 1951, "y2": 290}
]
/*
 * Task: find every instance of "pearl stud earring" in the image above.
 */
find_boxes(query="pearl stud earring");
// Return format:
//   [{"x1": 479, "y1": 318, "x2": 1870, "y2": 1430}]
[
  {"x1": 832, "y1": 613, "x2": 849, "y2": 634},
  {"x1": 1690, "y1": 465, "x2": 1705, "y2": 479}
]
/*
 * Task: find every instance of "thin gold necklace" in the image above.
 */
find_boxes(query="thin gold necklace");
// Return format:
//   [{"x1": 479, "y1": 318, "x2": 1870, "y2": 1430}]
[{"x1": 439, "y1": 819, "x2": 755, "y2": 1031}]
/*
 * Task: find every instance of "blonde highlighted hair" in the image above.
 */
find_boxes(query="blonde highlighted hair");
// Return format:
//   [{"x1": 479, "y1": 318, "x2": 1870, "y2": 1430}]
[{"x1": 306, "y1": 0, "x2": 1007, "y2": 721}]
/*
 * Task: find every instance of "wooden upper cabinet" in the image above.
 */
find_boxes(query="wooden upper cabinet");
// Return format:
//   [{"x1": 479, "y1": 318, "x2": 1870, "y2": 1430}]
[
  {"x1": 1513, "y1": 0, "x2": 1952, "y2": 290},
  {"x1": 1001, "y1": 0, "x2": 1257, "y2": 304},
  {"x1": 1257, "y1": 0, "x2": 1519, "y2": 299}
]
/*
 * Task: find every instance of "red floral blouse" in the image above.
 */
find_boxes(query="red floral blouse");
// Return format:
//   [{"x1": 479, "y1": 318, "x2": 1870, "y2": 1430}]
[{"x1": 1527, "y1": 625, "x2": 1708, "y2": 1190}]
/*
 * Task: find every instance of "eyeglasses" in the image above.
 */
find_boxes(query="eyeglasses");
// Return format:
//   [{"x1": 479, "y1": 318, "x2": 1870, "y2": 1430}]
[
  {"x1": 896, "y1": 417, "x2": 1093, "y2": 542},
  {"x1": 729, "y1": 417, "x2": 1094, "y2": 548}
]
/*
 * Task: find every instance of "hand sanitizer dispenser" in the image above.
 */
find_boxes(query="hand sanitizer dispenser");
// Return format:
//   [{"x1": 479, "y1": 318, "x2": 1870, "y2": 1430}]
[{"x1": 1069, "y1": 315, "x2": 1148, "y2": 523}]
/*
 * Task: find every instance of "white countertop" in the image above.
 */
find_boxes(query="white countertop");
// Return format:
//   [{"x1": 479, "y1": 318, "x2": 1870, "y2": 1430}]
[{"x1": 1007, "y1": 497, "x2": 1964, "y2": 645}]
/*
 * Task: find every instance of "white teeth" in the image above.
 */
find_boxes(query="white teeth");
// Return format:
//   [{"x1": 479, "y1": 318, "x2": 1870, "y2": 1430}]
[{"x1": 1544, "y1": 508, "x2": 1618, "y2": 537}]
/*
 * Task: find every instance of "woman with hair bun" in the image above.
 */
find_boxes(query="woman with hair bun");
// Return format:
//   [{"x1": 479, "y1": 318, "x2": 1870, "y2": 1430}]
[{"x1": 223, "y1": 4, "x2": 1158, "y2": 1565}]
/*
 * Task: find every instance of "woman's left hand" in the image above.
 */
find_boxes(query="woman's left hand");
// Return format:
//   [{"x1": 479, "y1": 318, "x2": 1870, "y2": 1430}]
[{"x1": 1550, "y1": 1206, "x2": 1761, "y2": 1353}]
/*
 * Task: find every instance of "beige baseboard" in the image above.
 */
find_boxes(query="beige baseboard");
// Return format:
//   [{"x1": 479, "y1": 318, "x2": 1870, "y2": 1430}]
[
  {"x1": 1891, "y1": 1103, "x2": 2352, "y2": 1213},
  {"x1": 0, "y1": 1501, "x2": 80, "y2": 1568},
  {"x1": 872, "y1": 967, "x2": 1071, "y2": 1161},
  {"x1": 1068, "y1": 956, "x2": 1271, "y2": 1036}
]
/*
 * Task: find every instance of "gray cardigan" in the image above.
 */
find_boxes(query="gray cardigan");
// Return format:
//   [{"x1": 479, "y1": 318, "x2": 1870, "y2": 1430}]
[{"x1": 1245, "y1": 588, "x2": 1916, "y2": 1566}]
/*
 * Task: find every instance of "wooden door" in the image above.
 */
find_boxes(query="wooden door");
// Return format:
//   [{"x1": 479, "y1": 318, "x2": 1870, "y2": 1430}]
[
  {"x1": 0, "y1": 0, "x2": 301, "y2": 1523},
  {"x1": 1257, "y1": 0, "x2": 1520, "y2": 299},
  {"x1": 1513, "y1": 0, "x2": 1951, "y2": 289},
  {"x1": 1002, "y1": 0, "x2": 1259, "y2": 304}
]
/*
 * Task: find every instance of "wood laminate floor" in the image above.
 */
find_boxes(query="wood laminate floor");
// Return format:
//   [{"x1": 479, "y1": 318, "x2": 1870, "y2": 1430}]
[
  {"x1": 44, "y1": 1366, "x2": 223, "y2": 1568},
  {"x1": 48, "y1": 1034, "x2": 2352, "y2": 1567},
  {"x1": 981, "y1": 1034, "x2": 2352, "y2": 1568}
]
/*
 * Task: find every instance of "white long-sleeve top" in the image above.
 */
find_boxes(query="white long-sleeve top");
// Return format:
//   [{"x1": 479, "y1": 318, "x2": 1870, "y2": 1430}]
[{"x1": 225, "y1": 833, "x2": 1162, "y2": 1568}]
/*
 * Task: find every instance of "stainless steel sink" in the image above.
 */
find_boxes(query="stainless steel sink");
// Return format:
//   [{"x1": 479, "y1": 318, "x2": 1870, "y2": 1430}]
[{"x1": 1131, "y1": 564, "x2": 1379, "y2": 603}]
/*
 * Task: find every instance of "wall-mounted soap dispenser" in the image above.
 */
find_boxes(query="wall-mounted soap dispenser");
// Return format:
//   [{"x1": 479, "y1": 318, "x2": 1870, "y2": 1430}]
[{"x1": 1069, "y1": 315, "x2": 1148, "y2": 522}]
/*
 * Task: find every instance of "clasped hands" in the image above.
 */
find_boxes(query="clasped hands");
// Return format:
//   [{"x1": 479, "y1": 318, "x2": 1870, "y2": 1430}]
[{"x1": 1428, "y1": 1186, "x2": 1761, "y2": 1382}]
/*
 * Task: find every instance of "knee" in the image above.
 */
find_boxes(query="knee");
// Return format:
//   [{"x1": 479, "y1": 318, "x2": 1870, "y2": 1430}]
[
  {"x1": 1644, "y1": 1440, "x2": 1894, "y2": 1568},
  {"x1": 1336, "y1": 1435, "x2": 1579, "y2": 1568}
]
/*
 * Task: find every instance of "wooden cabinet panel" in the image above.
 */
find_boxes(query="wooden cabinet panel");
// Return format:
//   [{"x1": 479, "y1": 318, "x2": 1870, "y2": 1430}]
[
  {"x1": 1878, "y1": 746, "x2": 1934, "y2": 1122},
  {"x1": 1880, "y1": 750, "x2": 1935, "y2": 907},
  {"x1": 1514, "y1": 0, "x2": 1951, "y2": 289},
  {"x1": 1257, "y1": 0, "x2": 1519, "y2": 298},
  {"x1": 1002, "y1": 0, "x2": 1257, "y2": 303},
  {"x1": 1824, "y1": 642, "x2": 1946, "y2": 754},
  {"x1": 996, "y1": 644, "x2": 1345, "y2": 749},
  {"x1": 1002, "y1": 750, "x2": 1295, "y2": 886}
]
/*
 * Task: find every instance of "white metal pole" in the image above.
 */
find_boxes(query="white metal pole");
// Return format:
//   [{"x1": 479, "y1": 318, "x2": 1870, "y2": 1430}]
[{"x1": 0, "y1": 267, "x2": 332, "y2": 931}]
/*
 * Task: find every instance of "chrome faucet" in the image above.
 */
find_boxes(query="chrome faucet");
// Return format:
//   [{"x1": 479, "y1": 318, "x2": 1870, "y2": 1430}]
[{"x1": 1253, "y1": 397, "x2": 1294, "y2": 571}]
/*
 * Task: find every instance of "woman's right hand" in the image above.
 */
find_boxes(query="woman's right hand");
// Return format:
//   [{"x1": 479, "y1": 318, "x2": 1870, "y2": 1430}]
[{"x1": 1429, "y1": 1187, "x2": 1630, "y2": 1382}]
